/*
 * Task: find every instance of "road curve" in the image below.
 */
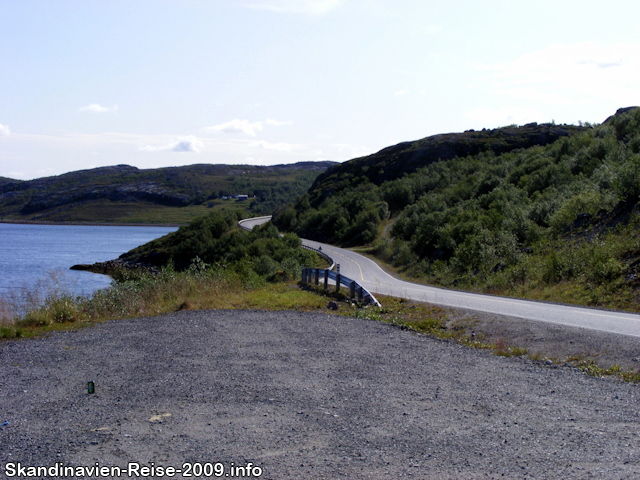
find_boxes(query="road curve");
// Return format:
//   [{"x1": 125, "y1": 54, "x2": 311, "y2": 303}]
[
  {"x1": 238, "y1": 216, "x2": 273, "y2": 231},
  {"x1": 242, "y1": 216, "x2": 640, "y2": 338}
]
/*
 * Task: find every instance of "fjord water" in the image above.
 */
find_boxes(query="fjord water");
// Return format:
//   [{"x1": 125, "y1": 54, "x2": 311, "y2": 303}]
[{"x1": 0, "y1": 223, "x2": 177, "y2": 297}]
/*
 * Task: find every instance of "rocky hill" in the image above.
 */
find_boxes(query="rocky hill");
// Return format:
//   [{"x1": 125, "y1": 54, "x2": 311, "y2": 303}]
[{"x1": 0, "y1": 162, "x2": 335, "y2": 224}]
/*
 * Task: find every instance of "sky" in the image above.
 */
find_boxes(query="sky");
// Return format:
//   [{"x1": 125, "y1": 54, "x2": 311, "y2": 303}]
[{"x1": 1, "y1": 0, "x2": 640, "y2": 180}]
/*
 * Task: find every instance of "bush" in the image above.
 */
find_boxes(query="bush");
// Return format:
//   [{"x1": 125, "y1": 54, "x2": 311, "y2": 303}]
[
  {"x1": 254, "y1": 255, "x2": 279, "y2": 276},
  {"x1": 612, "y1": 154, "x2": 640, "y2": 201},
  {"x1": 549, "y1": 190, "x2": 612, "y2": 235},
  {"x1": 46, "y1": 296, "x2": 79, "y2": 323}
]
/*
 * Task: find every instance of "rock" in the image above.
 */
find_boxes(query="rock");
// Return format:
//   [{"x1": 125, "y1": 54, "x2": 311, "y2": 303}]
[
  {"x1": 69, "y1": 264, "x2": 93, "y2": 271},
  {"x1": 70, "y1": 259, "x2": 159, "y2": 277},
  {"x1": 327, "y1": 301, "x2": 339, "y2": 311},
  {"x1": 603, "y1": 106, "x2": 639, "y2": 124}
]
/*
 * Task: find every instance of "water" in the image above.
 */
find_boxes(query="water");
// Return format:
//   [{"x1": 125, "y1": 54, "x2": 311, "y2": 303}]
[{"x1": 0, "y1": 223, "x2": 177, "y2": 298}]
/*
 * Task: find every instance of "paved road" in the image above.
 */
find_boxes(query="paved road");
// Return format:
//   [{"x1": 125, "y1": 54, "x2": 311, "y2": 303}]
[
  {"x1": 242, "y1": 217, "x2": 640, "y2": 338},
  {"x1": 238, "y1": 216, "x2": 274, "y2": 231}
]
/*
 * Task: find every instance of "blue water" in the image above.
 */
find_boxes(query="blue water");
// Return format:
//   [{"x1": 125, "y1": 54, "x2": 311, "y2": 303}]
[{"x1": 0, "y1": 223, "x2": 177, "y2": 297}]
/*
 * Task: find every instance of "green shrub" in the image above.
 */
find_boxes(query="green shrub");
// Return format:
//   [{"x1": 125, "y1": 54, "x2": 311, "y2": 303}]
[{"x1": 46, "y1": 296, "x2": 80, "y2": 323}]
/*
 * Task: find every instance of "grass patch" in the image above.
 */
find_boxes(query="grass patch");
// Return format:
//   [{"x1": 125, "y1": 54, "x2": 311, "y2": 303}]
[
  {"x1": 11, "y1": 200, "x2": 251, "y2": 226},
  {"x1": 0, "y1": 269, "x2": 328, "y2": 341}
]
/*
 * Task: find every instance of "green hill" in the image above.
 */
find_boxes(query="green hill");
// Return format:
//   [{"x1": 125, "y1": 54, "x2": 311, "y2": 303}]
[
  {"x1": 0, "y1": 161, "x2": 335, "y2": 224},
  {"x1": 73, "y1": 210, "x2": 321, "y2": 290},
  {"x1": 274, "y1": 107, "x2": 640, "y2": 311},
  {"x1": 306, "y1": 122, "x2": 586, "y2": 207}
]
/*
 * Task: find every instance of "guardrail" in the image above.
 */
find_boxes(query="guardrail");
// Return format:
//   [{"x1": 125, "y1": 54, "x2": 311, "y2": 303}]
[
  {"x1": 238, "y1": 216, "x2": 381, "y2": 307},
  {"x1": 301, "y1": 267, "x2": 382, "y2": 307}
]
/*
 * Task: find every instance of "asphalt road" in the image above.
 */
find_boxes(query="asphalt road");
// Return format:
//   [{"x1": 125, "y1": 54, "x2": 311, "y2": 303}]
[{"x1": 241, "y1": 216, "x2": 640, "y2": 338}]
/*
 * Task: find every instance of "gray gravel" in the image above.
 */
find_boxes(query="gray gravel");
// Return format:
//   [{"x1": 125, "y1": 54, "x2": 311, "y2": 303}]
[{"x1": 1, "y1": 310, "x2": 640, "y2": 479}]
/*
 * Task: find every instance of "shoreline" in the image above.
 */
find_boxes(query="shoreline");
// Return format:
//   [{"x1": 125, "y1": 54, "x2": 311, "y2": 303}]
[{"x1": 0, "y1": 219, "x2": 183, "y2": 227}]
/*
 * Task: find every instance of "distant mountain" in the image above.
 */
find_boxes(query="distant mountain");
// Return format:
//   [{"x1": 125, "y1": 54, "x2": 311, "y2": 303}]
[{"x1": 0, "y1": 161, "x2": 336, "y2": 224}]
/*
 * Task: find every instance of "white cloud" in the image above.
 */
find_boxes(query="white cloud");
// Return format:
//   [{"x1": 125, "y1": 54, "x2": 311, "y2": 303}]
[
  {"x1": 140, "y1": 136, "x2": 203, "y2": 153},
  {"x1": 205, "y1": 119, "x2": 263, "y2": 136},
  {"x1": 265, "y1": 118, "x2": 293, "y2": 126},
  {"x1": 0, "y1": 124, "x2": 9, "y2": 136},
  {"x1": 465, "y1": 107, "x2": 545, "y2": 127},
  {"x1": 475, "y1": 42, "x2": 640, "y2": 107},
  {"x1": 78, "y1": 104, "x2": 119, "y2": 114},
  {"x1": 245, "y1": 0, "x2": 341, "y2": 14}
]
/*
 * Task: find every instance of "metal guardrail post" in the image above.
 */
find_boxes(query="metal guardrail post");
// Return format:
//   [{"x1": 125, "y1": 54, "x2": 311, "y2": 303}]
[{"x1": 299, "y1": 267, "x2": 380, "y2": 307}]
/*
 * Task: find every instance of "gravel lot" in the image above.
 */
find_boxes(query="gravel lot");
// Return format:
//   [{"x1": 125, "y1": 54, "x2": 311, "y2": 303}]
[{"x1": 1, "y1": 309, "x2": 640, "y2": 479}]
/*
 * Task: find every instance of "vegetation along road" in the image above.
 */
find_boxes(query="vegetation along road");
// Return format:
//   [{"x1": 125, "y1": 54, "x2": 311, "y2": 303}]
[{"x1": 241, "y1": 216, "x2": 640, "y2": 338}]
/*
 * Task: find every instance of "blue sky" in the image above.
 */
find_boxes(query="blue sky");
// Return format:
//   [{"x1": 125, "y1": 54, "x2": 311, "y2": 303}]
[{"x1": 2, "y1": 0, "x2": 640, "y2": 180}]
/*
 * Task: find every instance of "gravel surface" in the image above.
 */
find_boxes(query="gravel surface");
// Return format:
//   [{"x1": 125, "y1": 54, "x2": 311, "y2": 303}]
[
  {"x1": 444, "y1": 306, "x2": 640, "y2": 371},
  {"x1": 1, "y1": 309, "x2": 640, "y2": 479}
]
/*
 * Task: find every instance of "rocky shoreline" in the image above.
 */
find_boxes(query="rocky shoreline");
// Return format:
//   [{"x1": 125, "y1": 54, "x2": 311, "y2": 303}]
[{"x1": 70, "y1": 259, "x2": 160, "y2": 277}]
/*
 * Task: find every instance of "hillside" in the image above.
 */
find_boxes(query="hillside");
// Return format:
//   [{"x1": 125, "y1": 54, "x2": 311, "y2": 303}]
[
  {"x1": 274, "y1": 107, "x2": 640, "y2": 311},
  {"x1": 305, "y1": 122, "x2": 587, "y2": 208},
  {"x1": 0, "y1": 161, "x2": 335, "y2": 224},
  {"x1": 275, "y1": 120, "x2": 589, "y2": 244}
]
